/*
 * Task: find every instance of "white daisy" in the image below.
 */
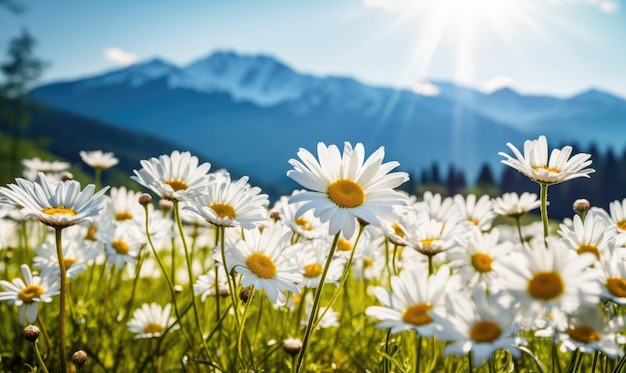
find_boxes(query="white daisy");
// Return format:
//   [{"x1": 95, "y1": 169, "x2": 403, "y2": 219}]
[
  {"x1": 494, "y1": 237, "x2": 602, "y2": 316},
  {"x1": 499, "y1": 135, "x2": 595, "y2": 185},
  {"x1": 221, "y1": 223, "x2": 303, "y2": 305},
  {"x1": 79, "y1": 150, "x2": 119, "y2": 170},
  {"x1": 452, "y1": 193, "x2": 496, "y2": 231},
  {"x1": 0, "y1": 172, "x2": 109, "y2": 229},
  {"x1": 127, "y1": 303, "x2": 179, "y2": 339},
  {"x1": 431, "y1": 289, "x2": 524, "y2": 368},
  {"x1": 97, "y1": 221, "x2": 145, "y2": 269},
  {"x1": 403, "y1": 216, "x2": 465, "y2": 257},
  {"x1": 22, "y1": 157, "x2": 70, "y2": 183},
  {"x1": 446, "y1": 227, "x2": 514, "y2": 290},
  {"x1": 33, "y1": 226, "x2": 101, "y2": 279},
  {"x1": 558, "y1": 212, "x2": 615, "y2": 261},
  {"x1": 557, "y1": 305, "x2": 624, "y2": 359},
  {"x1": 131, "y1": 150, "x2": 211, "y2": 201},
  {"x1": 414, "y1": 191, "x2": 459, "y2": 224},
  {"x1": 295, "y1": 238, "x2": 345, "y2": 289},
  {"x1": 183, "y1": 173, "x2": 269, "y2": 229},
  {"x1": 287, "y1": 142, "x2": 409, "y2": 238},
  {"x1": 492, "y1": 192, "x2": 541, "y2": 218},
  {"x1": 365, "y1": 264, "x2": 460, "y2": 336},
  {"x1": 107, "y1": 186, "x2": 144, "y2": 223},
  {"x1": 0, "y1": 264, "x2": 60, "y2": 324},
  {"x1": 194, "y1": 265, "x2": 230, "y2": 301},
  {"x1": 272, "y1": 190, "x2": 328, "y2": 240},
  {"x1": 599, "y1": 240, "x2": 626, "y2": 305}
]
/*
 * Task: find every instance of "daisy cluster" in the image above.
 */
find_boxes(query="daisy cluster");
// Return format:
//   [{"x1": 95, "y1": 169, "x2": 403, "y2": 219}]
[{"x1": 0, "y1": 137, "x2": 625, "y2": 372}]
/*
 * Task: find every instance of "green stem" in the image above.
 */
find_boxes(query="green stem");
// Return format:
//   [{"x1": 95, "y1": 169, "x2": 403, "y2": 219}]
[
  {"x1": 142, "y1": 204, "x2": 192, "y2": 347},
  {"x1": 173, "y1": 201, "x2": 211, "y2": 358},
  {"x1": 514, "y1": 216, "x2": 525, "y2": 247},
  {"x1": 383, "y1": 329, "x2": 392, "y2": 373},
  {"x1": 295, "y1": 232, "x2": 341, "y2": 373},
  {"x1": 415, "y1": 334, "x2": 422, "y2": 373},
  {"x1": 540, "y1": 183, "x2": 549, "y2": 248},
  {"x1": 237, "y1": 286, "x2": 255, "y2": 369},
  {"x1": 218, "y1": 226, "x2": 241, "y2": 327},
  {"x1": 591, "y1": 351, "x2": 599, "y2": 372},
  {"x1": 33, "y1": 339, "x2": 50, "y2": 373},
  {"x1": 427, "y1": 254, "x2": 434, "y2": 276},
  {"x1": 468, "y1": 351, "x2": 474, "y2": 373},
  {"x1": 54, "y1": 228, "x2": 68, "y2": 373}
]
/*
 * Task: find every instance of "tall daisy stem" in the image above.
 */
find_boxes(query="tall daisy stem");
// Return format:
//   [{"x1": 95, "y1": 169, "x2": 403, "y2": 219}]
[
  {"x1": 54, "y1": 228, "x2": 68, "y2": 373},
  {"x1": 237, "y1": 286, "x2": 255, "y2": 368},
  {"x1": 540, "y1": 183, "x2": 549, "y2": 248},
  {"x1": 218, "y1": 226, "x2": 241, "y2": 327},
  {"x1": 295, "y1": 232, "x2": 341, "y2": 373},
  {"x1": 173, "y1": 201, "x2": 211, "y2": 358}
]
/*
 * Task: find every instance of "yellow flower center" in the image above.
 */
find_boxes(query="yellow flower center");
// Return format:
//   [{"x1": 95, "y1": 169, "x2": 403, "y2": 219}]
[
  {"x1": 528, "y1": 272, "x2": 564, "y2": 301},
  {"x1": 327, "y1": 179, "x2": 365, "y2": 208},
  {"x1": 85, "y1": 226, "x2": 97, "y2": 241},
  {"x1": 337, "y1": 238, "x2": 353, "y2": 252},
  {"x1": 363, "y1": 257, "x2": 374, "y2": 268},
  {"x1": 115, "y1": 211, "x2": 133, "y2": 221},
  {"x1": 210, "y1": 203, "x2": 237, "y2": 219},
  {"x1": 112, "y1": 240, "x2": 130, "y2": 255},
  {"x1": 470, "y1": 321, "x2": 502, "y2": 343},
  {"x1": 303, "y1": 263, "x2": 323, "y2": 278},
  {"x1": 42, "y1": 206, "x2": 76, "y2": 216},
  {"x1": 165, "y1": 179, "x2": 188, "y2": 192},
  {"x1": 577, "y1": 244, "x2": 600, "y2": 261},
  {"x1": 606, "y1": 278, "x2": 626, "y2": 298},
  {"x1": 143, "y1": 322, "x2": 164, "y2": 335},
  {"x1": 468, "y1": 218, "x2": 480, "y2": 226},
  {"x1": 419, "y1": 238, "x2": 437, "y2": 246},
  {"x1": 568, "y1": 325, "x2": 601, "y2": 343},
  {"x1": 18, "y1": 284, "x2": 45, "y2": 303},
  {"x1": 617, "y1": 221, "x2": 626, "y2": 231},
  {"x1": 295, "y1": 216, "x2": 313, "y2": 231},
  {"x1": 471, "y1": 252, "x2": 493, "y2": 273},
  {"x1": 246, "y1": 253, "x2": 277, "y2": 279},
  {"x1": 534, "y1": 165, "x2": 561, "y2": 174},
  {"x1": 402, "y1": 304, "x2": 433, "y2": 326},
  {"x1": 392, "y1": 224, "x2": 405, "y2": 238},
  {"x1": 64, "y1": 258, "x2": 77, "y2": 269}
]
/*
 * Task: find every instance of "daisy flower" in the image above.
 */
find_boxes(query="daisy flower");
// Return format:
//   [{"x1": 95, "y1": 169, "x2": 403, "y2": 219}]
[
  {"x1": 365, "y1": 264, "x2": 460, "y2": 336},
  {"x1": 499, "y1": 135, "x2": 594, "y2": 185},
  {"x1": 558, "y1": 212, "x2": 614, "y2": 261},
  {"x1": 183, "y1": 173, "x2": 269, "y2": 229},
  {"x1": 493, "y1": 237, "x2": 601, "y2": 316},
  {"x1": 79, "y1": 150, "x2": 119, "y2": 170},
  {"x1": 414, "y1": 191, "x2": 459, "y2": 224},
  {"x1": 452, "y1": 193, "x2": 496, "y2": 231},
  {"x1": 131, "y1": 150, "x2": 211, "y2": 201},
  {"x1": 272, "y1": 190, "x2": 328, "y2": 240},
  {"x1": 221, "y1": 223, "x2": 303, "y2": 305},
  {"x1": 194, "y1": 265, "x2": 230, "y2": 301},
  {"x1": 431, "y1": 289, "x2": 524, "y2": 368},
  {"x1": 403, "y1": 216, "x2": 465, "y2": 257},
  {"x1": 33, "y1": 226, "x2": 101, "y2": 279},
  {"x1": 492, "y1": 192, "x2": 541, "y2": 218},
  {"x1": 107, "y1": 186, "x2": 144, "y2": 223},
  {"x1": 0, "y1": 172, "x2": 109, "y2": 229},
  {"x1": 446, "y1": 227, "x2": 514, "y2": 290},
  {"x1": 598, "y1": 241, "x2": 626, "y2": 305},
  {"x1": 287, "y1": 142, "x2": 409, "y2": 238},
  {"x1": 97, "y1": 221, "x2": 145, "y2": 269},
  {"x1": 295, "y1": 238, "x2": 345, "y2": 289},
  {"x1": 127, "y1": 303, "x2": 179, "y2": 339},
  {"x1": 0, "y1": 264, "x2": 60, "y2": 324},
  {"x1": 22, "y1": 157, "x2": 70, "y2": 183},
  {"x1": 557, "y1": 305, "x2": 624, "y2": 359},
  {"x1": 301, "y1": 304, "x2": 340, "y2": 329}
]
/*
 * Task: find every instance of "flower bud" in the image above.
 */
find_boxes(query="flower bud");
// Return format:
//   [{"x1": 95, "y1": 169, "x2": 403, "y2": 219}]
[
  {"x1": 239, "y1": 286, "x2": 253, "y2": 303},
  {"x1": 159, "y1": 199, "x2": 173, "y2": 211},
  {"x1": 283, "y1": 338, "x2": 303, "y2": 357},
  {"x1": 573, "y1": 199, "x2": 590, "y2": 214},
  {"x1": 22, "y1": 325, "x2": 40, "y2": 342},
  {"x1": 61, "y1": 172, "x2": 74, "y2": 182},
  {"x1": 138, "y1": 193, "x2": 152, "y2": 206},
  {"x1": 174, "y1": 284, "x2": 183, "y2": 293},
  {"x1": 72, "y1": 350, "x2": 88, "y2": 368}
]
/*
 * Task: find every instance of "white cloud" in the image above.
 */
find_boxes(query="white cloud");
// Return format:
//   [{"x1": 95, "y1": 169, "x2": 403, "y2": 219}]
[
  {"x1": 587, "y1": 0, "x2": 620, "y2": 13},
  {"x1": 104, "y1": 47, "x2": 139, "y2": 66},
  {"x1": 481, "y1": 76, "x2": 515, "y2": 93},
  {"x1": 412, "y1": 82, "x2": 440, "y2": 96},
  {"x1": 363, "y1": 0, "x2": 398, "y2": 11}
]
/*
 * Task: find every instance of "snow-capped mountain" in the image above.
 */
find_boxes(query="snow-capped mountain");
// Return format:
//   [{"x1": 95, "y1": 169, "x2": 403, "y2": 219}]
[{"x1": 28, "y1": 50, "x2": 626, "y2": 191}]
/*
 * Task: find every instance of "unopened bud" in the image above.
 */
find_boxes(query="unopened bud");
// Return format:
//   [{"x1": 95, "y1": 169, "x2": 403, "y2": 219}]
[
  {"x1": 61, "y1": 172, "x2": 74, "y2": 182},
  {"x1": 283, "y1": 338, "x2": 303, "y2": 356},
  {"x1": 72, "y1": 350, "x2": 88, "y2": 368},
  {"x1": 573, "y1": 199, "x2": 590, "y2": 214},
  {"x1": 138, "y1": 193, "x2": 152, "y2": 206},
  {"x1": 269, "y1": 211, "x2": 281, "y2": 221},
  {"x1": 159, "y1": 199, "x2": 173, "y2": 211},
  {"x1": 239, "y1": 286, "x2": 253, "y2": 303},
  {"x1": 23, "y1": 325, "x2": 40, "y2": 342},
  {"x1": 174, "y1": 284, "x2": 183, "y2": 293}
]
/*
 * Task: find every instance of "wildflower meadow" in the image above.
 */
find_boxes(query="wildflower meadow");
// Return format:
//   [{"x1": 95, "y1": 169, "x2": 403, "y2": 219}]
[{"x1": 2, "y1": 136, "x2": 626, "y2": 373}]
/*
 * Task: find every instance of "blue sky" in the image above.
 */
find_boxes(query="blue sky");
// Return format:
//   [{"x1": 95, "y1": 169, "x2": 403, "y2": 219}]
[{"x1": 1, "y1": 0, "x2": 625, "y2": 98}]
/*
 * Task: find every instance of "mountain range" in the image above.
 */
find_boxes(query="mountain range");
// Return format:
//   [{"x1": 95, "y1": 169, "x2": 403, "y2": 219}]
[{"x1": 28, "y1": 50, "x2": 626, "y2": 196}]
